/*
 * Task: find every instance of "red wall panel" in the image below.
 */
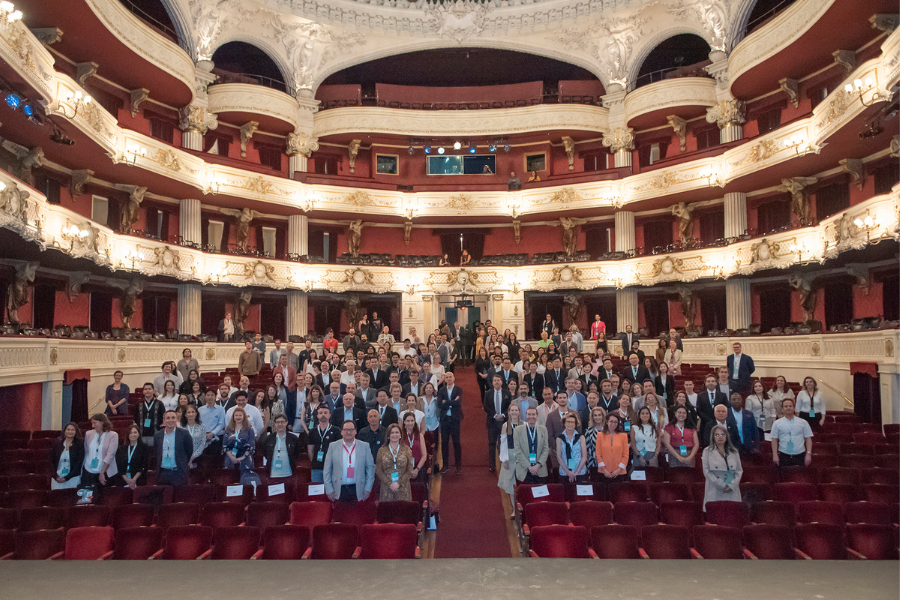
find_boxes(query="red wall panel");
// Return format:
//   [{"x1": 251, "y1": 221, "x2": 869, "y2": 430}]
[
  {"x1": 853, "y1": 280, "x2": 883, "y2": 318},
  {"x1": 54, "y1": 290, "x2": 90, "y2": 327},
  {"x1": 0, "y1": 382, "x2": 42, "y2": 431}
]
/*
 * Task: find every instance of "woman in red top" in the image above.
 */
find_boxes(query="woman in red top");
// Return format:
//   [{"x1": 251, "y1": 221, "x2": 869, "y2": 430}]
[
  {"x1": 663, "y1": 406, "x2": 699, "y2": 468},
  {"x1": 401, "y1": 411, "x2": 428, "y2": 483},
  {"x1": 322, "y1": 328, "x2": 339, "y2": 354},
  {"x1": 590, "y1": 314, "x2": 606, "y2": 340}
]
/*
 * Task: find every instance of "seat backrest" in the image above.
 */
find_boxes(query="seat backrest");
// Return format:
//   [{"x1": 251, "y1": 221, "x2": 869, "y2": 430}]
[
  {"x1": 843, "y1": 501, "x2": 891, "y2": 525},
  {"x1": 779, "y1": 467, "x2": 818, "y2": 485},
  {"x1": 65, "y1": 505, "x2": 110, "y2": 529},
  {"x1": 666, "y1": 468, "x2": 702, "y2": 484},
  {"x1": 332, "y1": 500, "x2": 377, "y2": 526},
  {"x1": 772, "y1": 482, "x2": 818, "y2": 504},
  {"x1": 211, "y1": 526, "x2": 261, "y2": 559},
  {"x1": 794, "y1": 523, "x2": 847, "y2": 560},
  {"x1": 173, "y1": 484, "x2": 216, "y2": 504},
  {"x1": 12, "y1": 528, "x2": 65, "y2": 560},
  {"x1": 18, "y1": 507, "x2": 65, "y2": 532},
  {"x1": 650, "y1": 483, "x2": 691, "y2": 505},
  {"x1": 530, "y1": 525, "x2": 590, "y2": 558},
  {"x1": 113, "y1": 526, "x2": 163, "y2": 560},
  {"x1": 0, "y1": 528, "x2": 15, "y2": 557},
  {"x1": 162, "y1": 525, "x2": 213, "y2": 560},
  {"x1": 260, "y1": 525, "x2": 310, "y2": 560},
  {"x1": 741, "y1": 466, "x2": 778, "y2": 484},
  {"x1": 705, "y1": 501, "x2": 751, "y2": 529},
  {"x1": 614, "y1": 501, "x2": 658, "y2": 527},
  {"x1": 845, "y1": 524, "x2": 898, "y2": 560},
  {"x1": 310, "y1": 523, "x2": 359, "y2": 559},
  {"x1": 818, "y1": 483, "x2": 859, "y2": 504},
  {"x1": 6, "y1": 490, "x2": 48, "y2": 510},
  {"x1": 358, "y1": 523, "x2": 418, "y2": 559},
  {"x1": 64, "y1": 526, "x2": 115, "y2": 560},
  {"x1": 157, "y1": 503, "x2": 201, "y2": 529},
  {"x1": 376, "y1": 501, "x2": 421, "y2": 526},
  {"x1": 608, "y1": 482, "x2": 649, "y2": 503},
  {"x1": 861, "y1": 468, "x2": 899, "y2": 486},
  {"x1": 659, "y1": 501, "x2": 703, "y2": 529},
  {"x1": 517, "y1": 484, "x2": 566, "y2": 508},
  {"x1": 200, "y1": 502, "x2": 245, "y2": 528},
  {"x1": 247, "y1": 502, "x2": 290, "y2": 531},
  {"x1": 743, "y1": 524, "x2": 796, "y2": 559},
  {"x1": 0, "y1": 507, "x2": 17, "y2": 530},
  {"x1": 132, "y1": 485, "x2": 174, "y2": 506},
  {"x1": 568, "y1": 501, "x2": 613, "y2": 531},
  {"x1": 99, "y1": 486, "x2": 133, "y2": 507},
  {"x1": 112, "y1": 504, "x2": 155, "y2": 530},
  {"x1": 641, "y1": 525, "x2": 692, "y2": 559},
  {"x1": 289, "y1": 501, "x2": 333, "y2": 528},
  {"x1": 796, "y1": 501, "x2": 844, "y2": 525},
  {"x1": 590, "y1": 525, "x2": 642, "y2": 559},
  {"x1": 752, "y1": 501, "x2": 796, "y2": 527},
  {"x1": 523, "y1": 501, "x2": 569, "y2": 528},
  {"x1": 693, "y1": 525, "x2": 744, "y2": 559},
  {"x1": 865, "y1": 483, "x2": 900, "y2": 504},
  {"x1": 819, "y1": 468, "x2": 860, "y2": 486}
]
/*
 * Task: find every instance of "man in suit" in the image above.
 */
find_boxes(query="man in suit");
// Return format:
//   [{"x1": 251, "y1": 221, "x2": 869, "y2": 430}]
[
  {"x1": 544, "y1": 392, "x2": 576, "y2": 477},
  {"x1": 564, "y1": 377, "x2": 586, "y2": 413},
  {"x1": 438, "y1": 371, "x2": 463, "y2": 475},
  {"x1": 322, "y1": 381, "x2": 344, "y2": 414},
  {"x1": 483, "y1": 375, "x2": 511, "y2": 473},
  {"x1": 496, "y1": 357, "x2": 516, "y2": 391},
  {"x1": 597, "y1": 379, "x2": 619, "y2": 413},
  {"x1": 485, "y1": 355, "x2": 503, "y2": 388},
  {"x1": 696, "y1": 374, "x2": 729, "y2": 448},
  {"x1": 331, "y1": 393, "x2": 366, "y2": 432},
  {"x1": 559, "y1": 332, "x2": 577, "y2": 358},
  {"x1": 323, "y1": 419, "x2": 375, "y2": 502},
  {"x1": 727, "y1": 391, "x2": 760, "y2": 457},
  {"x1": 458, "y1": 323, "x2": 473, "y2": 366},
  {"x1": 619, "y1": 325, "x2": 639, "y2": 355},
  {"x1": 597, "y1": 357, "x2": 616, "y2": 383},
  {"x1": 285, "y1": 372, "x2": 308, "y2": 433},
  {"x1": 368, "y1": 356, "x2": 390, "y2": 391},
  {"x1": 522, "y1": 362, "x2": 544, "y2": 400},
  {"x1": 268, "y1": 339, "x2": 285, "y2": 369},
  {"x1": 544, "y1": 357, "x2": 568, "y2": 395},
  {"x1": 356, "y1": 373, "x2": 377, "y2": 409},
  {"x1": 727, "y1": 342, "x2": 756, "y2": 395},
  {"x1": 154, "y1": 410, "x2": 194, "y2": 487},
  {"x1": 514, "y1": 407, "x2": 549, "y2": 484},
  {"x1": 273, "y1": 354, "x2": 297, "y2": 392},
  {"x1": 621, "y1": 353, "x2": 650, "y2": 386},
  {"x1": 373, "y1": 389, "x2": 398, "y2": 429}
]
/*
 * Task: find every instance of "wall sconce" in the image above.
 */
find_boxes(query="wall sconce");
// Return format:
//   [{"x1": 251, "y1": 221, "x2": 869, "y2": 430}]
[
  {"x1": 844, "y1": 77, "x2": 884, "y2": 107},
  {"x1": 60, "y1": 223, "x2": 89, "y2": 250},
  {"x1": 122, "y1": 248, "x2": 141, "y2": 270},
  {"x1": 853, "y1": 214, "x2": 883, "y2": 244},
  {"x1": 506, "y1": 197, "x2": 521, "y2": 218},
  {"x1": 58, "y1": 89, "x2": 92, "y2": 119},
  {"x1": 0, "y1": 2, "x2": 22, "y2": 26},
  {"x1": 207, "y1": 266, "x2": 226, "y2": 285},
  {"x1": 788, "y1": 240, "x2": 810, "y2": 263},
  {"x1": 203, "y1": 176, "x2": 221, "y2": 195},
  {"x1": 699, "y1": 169, "x2": 723, "y2": 187},
  {"x1": 126, "y1": 145, "x2": 147, "y2": 166}
]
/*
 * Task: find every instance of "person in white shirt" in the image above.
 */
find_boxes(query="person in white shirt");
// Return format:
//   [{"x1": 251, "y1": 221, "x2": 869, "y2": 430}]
[
  {"x1": 159, "y1": 379, "x2": 179, "y2": 411},
  {"x1": 794, "y1": 376, "x2": 826, "y2": 431},
  {"x1": 569, "y1": 325, "x2": 584, "y2": 352},
  {"x1": 684, "y1": 380, "x2": 698, "y2": 407},
  {"x1": 716, "y1": 366, "x2": 731, "y2": 398},
  {"x1": 398, "y1": 339, "x2": 417, "y2": 359},
  {"x1": 770, "y1": 398, "x2": 813, "y2": 469},
  {"x1": 744, "y1": 380, "x2": 767, "y2": 432},
  {"x1": 153, "y1": 361, "x2": 183, "y2": 396},
  {"x1": 398, "y1": 393, "x2": 426, "y2": 432},
  {"x1": 225, "y1": 391, "x2": 265, "y2": 435},
  {"x1": 341, "y1": 362, "x2": 357, "y2": 386}
]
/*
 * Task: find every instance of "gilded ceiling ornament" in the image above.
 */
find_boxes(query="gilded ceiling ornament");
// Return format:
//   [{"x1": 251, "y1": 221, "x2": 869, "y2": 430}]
[
  {"x1": 749, "y1": 238, "x2": 779, "y2": 264},
  {"x1": 668, "y1": 0, "x2": 730, "y2": 52},
  {"x1": 549, "y1": 265, "x2": 582, "y2": 284},
  {"x1": 649, "y1": 256, "x2": 685, "y2": 277},
  {"x1": 737, "y1": 139, "x2": 780, "y2": 165},
  {"x1": 152, "y1": 246, "x2": 181, "y2": 272},
  {"x1": 552, "y1": 12, "x2": 650, "y2": 87},
  {"x1": 540, "y1": 187, "x2": 585, "y2": 208},
  {"x1": 345, "y1": 190, "x2": 374, "y2": 207},
  {"x1": 344, "y1": 267, "x2": 375, "y2": 287},
  {"x1": 243, "y1": 260, "x2": 275, "y2": 282}
]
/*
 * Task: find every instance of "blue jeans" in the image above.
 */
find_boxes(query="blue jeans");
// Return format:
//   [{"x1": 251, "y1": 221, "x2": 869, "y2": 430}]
[{"x1": 311, "y1": 469, "x2": 324, "y2": 483}]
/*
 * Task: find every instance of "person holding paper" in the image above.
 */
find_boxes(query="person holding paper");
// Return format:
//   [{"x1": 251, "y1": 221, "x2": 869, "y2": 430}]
[
  {"x1": 663, "y1": 406, "x2": 699, "y2": 468},
  {"x1": 795, "y1": 376, "x2": 826, "y2": 432},
  {"x1": 556, "y1": 413, "x2": 588, "y2": 484},
  {"x1": 376, "y1": 423, "x2": 414, "y2": 501},
  {"x1": 260, "y1": 414, "x2": 300, "y2": 484},
  {"x1": 155, "y1": 410, "x2": 193, "y2": 487},
  {"x1": 770, "y1": 398, "x2": 813, "y2": 469},
  {"x1": 595, "y1": 413, "x2": 629, "y2": 482},
  {"x1": 701, "y1": 424, "x2": 743, "y2": 510},
  {"x1": 324, "y1": 419, "x2": 375, "y2": 502},
  {"x1": 514, "y1": 407, "x2": 549, "y2": 485}
]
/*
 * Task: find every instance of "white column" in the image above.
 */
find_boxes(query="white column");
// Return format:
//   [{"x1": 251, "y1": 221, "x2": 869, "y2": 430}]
[
  {"x1": 42, "y1": 378, "x2": 63, "y2": 430},
  {"x1": 178, "y1": 283, "x2": 202, "y2": 336},
  {"x1": 287, "y1": 290, "x2": 308, "y2": 337},
  {"x1": 720, "y1": 124, "x2": 743, "y2": 144},
  {"x1": 613, "y1": 149, "x2": 632, "y2": 168},
  {"x1": 614, "y1": 211, "x2": 635, "y2": 253},
  {"x1": 401, "y1": 294, "x2": 425, "y2": 343},
  {"x1": 179, "y1": 198, "x2": 202, "y2": 246},
  {"x1": 492, "y1": 294, "x2": 505, "y2": 333},
  {"x1": 723, "y1": 192, "x2": 747, "y2": 239},
  {"x1": 182, "y1": 130, "x2": 203, "y2": 151},
  {"x1": 725, "y1": 278, "x2": 752, "y2": 331},
  {"x1": 616, "y1": 288, "x2": 638, "y2": 340},
  {"x1": 288, "y1": 214, "x2": 309, "y2": 257},
  {"x1": 289, "y1": 155, "x2": 307, "y2": 179}
]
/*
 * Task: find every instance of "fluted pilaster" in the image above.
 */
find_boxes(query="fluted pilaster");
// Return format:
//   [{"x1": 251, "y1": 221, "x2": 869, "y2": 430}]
[
  {"x1": 614, "y1": 211, "x2": 635, "y2": 253},
  {"x1": 288, "y1": 215, "x2": 309, "y2": 257},
  {"x1": 616, "y1": 288, "x2": 639, "y2": 336},
  {"x1": 726, "y1": 278, "x2": 752, "y2": 331},
  {"x1": 179, "y1": 198, "x2": 202, "y2": 246},
  {"x1": 724, "y1": 192, "x2": 747, "y2": 239},
  {"x1": 177, "y1": 283, "x2": 202, "y2": 336},
  {"x1": 287, "y1": 290, "x2": 308, "y2": 337}
]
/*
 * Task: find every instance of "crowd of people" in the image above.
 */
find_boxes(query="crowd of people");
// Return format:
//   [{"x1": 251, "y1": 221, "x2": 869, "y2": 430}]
[{"x1": 55, "y1": 314, "x2": 826, "y2": 518}]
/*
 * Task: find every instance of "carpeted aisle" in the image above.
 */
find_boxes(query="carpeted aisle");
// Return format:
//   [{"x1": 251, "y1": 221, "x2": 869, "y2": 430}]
[{"x1": 433, "y1": 366, "x2": 512, "y2": 558}]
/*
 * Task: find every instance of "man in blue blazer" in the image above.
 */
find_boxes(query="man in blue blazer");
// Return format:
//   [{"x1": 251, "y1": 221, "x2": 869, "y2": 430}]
[
  {"x1": 726, "y1": 342, "x2": 755, "y2": 395},
  {"x1": 154, "y1": 410, "x2": 194, "y2": 487},
  {"x1": 438, "y1": 372, "x2": 463, "y2": 475},
  {"x1": 727, "y1": 392, "x2": 760, "y2": 456},
  {"x1": 323, "y1": 420, "x2": 375, "y2": 502}
]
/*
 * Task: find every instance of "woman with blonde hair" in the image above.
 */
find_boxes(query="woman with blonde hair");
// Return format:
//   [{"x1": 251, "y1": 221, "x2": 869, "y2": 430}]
[
  {"x1": 375, "y1": 423, "x2": 414, "y2": 502},
  {"x1": 498, "y1": 403, "x2": 523, "y2": 517},
  {"x1": 584, "y1": 406, "x2": 607, "y2": 477},
  {"x1": 702, "y1": 424, "x2": 743, "y2": 510}
]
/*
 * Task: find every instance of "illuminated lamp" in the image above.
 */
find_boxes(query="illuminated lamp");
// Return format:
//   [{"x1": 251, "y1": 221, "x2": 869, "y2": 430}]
[
  {"x1": 5, "y1": 92, "x2": 20, "y2": 109},
  {"x1": 453, "y1": 141, "x2": 462, "y2": 150},
  {"x1": 437, "y1": 147, "x2": 445, "y2": 154}
]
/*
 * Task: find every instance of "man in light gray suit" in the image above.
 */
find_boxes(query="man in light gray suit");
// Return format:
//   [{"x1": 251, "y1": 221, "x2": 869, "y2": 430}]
[
  {"x1": 323, "y1": 420, "x2": 375, "y2": 502},
  {"x1": 356, "y1": 373, "x2": 377, "y2": 409},
  {"x1": 514, "y1": 407, "x2": 549, "y2": 484},
  {"x1": 269, "y1": 339, "x2": 285, "y2": 369}
]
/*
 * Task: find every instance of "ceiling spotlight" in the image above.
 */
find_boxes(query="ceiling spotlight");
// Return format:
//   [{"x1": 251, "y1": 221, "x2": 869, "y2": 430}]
[
  {"x1": 488, "y1": 142, "x2": 496, "y2": 152},
  {"x1": 423, "y1": 144, "x2": 431, "y2": 154},
  {"x1": 21, "y1": 102, "x2": 33, "y2": 116},
  {"x1": 50, "y1": 127, "x2": 74, "y2": 146},
  {"x1": 469, "y1": 142, "x2": 476, "y2": 154},
  {"x1": 453, "y1": 141, "x2": 462, "y2": 151},
  {"x1": 503, "y1": 144, "x2": 510, "y2": 152},
  {"x1": 437, "y1": 147, "x2": 445, "y2": 155},
  {"x1": 5, "y1": 92, "x2": 20, "y2": 109},
  {"x1": 27, "y1": 111, "x2": 43, "y2": 126},
  {"x1": 408, "y1": 145, "x2": 414, "y2": 155}
]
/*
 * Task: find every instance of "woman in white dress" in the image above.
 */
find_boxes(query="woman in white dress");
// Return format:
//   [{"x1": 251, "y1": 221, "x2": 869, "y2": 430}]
[
  {"x1": 631, "y1": 407, "x2": 660, "y2": 468},
  {"x1": 498, "y1": 403, "x2": 523, "y2": 518},
  {"x1": 795, "y1": 376, "x2": 826, "y2": 432},
  {"x1": 644, "y1": 392, "x2": 668, "y2": 429}
]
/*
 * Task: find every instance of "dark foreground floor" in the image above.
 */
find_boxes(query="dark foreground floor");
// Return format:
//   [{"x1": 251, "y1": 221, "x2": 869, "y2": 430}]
[{"x1": 2, "y1": 559, "x2": 897, "y2": 600}]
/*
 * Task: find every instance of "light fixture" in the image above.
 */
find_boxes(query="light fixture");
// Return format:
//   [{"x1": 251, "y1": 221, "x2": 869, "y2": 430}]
[
  {"x1": 503, "y1": 143, "x2": 510, "y2": 152},
  {"x1": 469, "y1": 142, "x2": 476, "y2": 154},
  {"x1": 844, "y1": 77, "x2": 884, "y2": 107},
  {"x1": 0, "y1": 3, "x2": 21, "y2": 23},
  {"x1": 488, "y1": 142, "x2": 496, "y2": 152},
  {"x1": 437, "y1": 146, "x2": 445, "y2": 155},
  {"x1": 408, "y1": 145, "x2": 414, "y2": 155},
  {"x1": 126, "y1": 145, "x2": 148, "y2": 166},
  {"x1": 423, "y1": 144, "x2": 431, "y2": 154},
  {"x1": 853, "y1": 214, "x2": 883, "y2": 244},
  {"x1": 453, "y1": 141, "x2": 462, "y2": 151},
  {"x1": 58, "y1": 89, "x2": 93, "y2": 119},
  {"x1": 60, "y1": 223, "x2": 89, "y2": 250},
  {"x1": 4, "y1": 92, "x2": 19, "y2": 109}
]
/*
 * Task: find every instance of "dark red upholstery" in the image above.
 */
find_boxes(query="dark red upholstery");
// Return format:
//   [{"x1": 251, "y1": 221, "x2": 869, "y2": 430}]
[
  {"x1": 660, "y1": 501, "x2": 703, "y2": 530},
  {"x1": 247, "y1": 502, "x2": 290, "y2": 532},
  {"x1": 132, "y1": 485, "x2": 174, "y2": 506},
  {"x1": 4, "y1": 490, "x2": 47, "y2": 510},
  {"x1": 705, "y1": 501, "x2": 751, "y2": 529},
  {"x1": 332, "y1": 500, "x2": 377, "y2": 526},
  {"x1": 290, "y1": 501, "x2": 333, "y2": 528},
  {"x1": 608, "y1": 482, "x2": 649, "y2": 503},
  {"x1": 844, "y1": 502, "x2": 892, "y2": 525},
  {"x1": 111, "y1": 527, "x2": 163, "y2": 560},
  {"x1": 819, "y1": 468, "x2": 860, "y2": 485},
  {"x1": 743, "y1": 524, "x2": 799, "y2": 559},
  {"x1": 568, "y1": 501, "x2": 614, "y2": 533},
  {"x1": 65, "y1": 505, "x2": 110, "y2": 529},
  {"x1": 523, "y1": 501, "x2": 568, "y2": 532},
  {"x1": 840, "y1": 455, "x2": 871, "y2": 470},
  {"x1": 254, "y1": 525, "x2": 310, "y2": 559},
  {"x1": 779, "y1": 467, "x2": 818, "y2": 484},
  {"x1": 794, "y1": 523, "x2": 848, "y2": 560},
  {"x1": 0, "y1": 528, "x2": 15, "y2": 557},
  {"x1": 752, "y1": 501, "x2": 796, "y2": 527},
  {"x1": 0, "y1": 507, "x2": 17, "y2": 530},
  {"x1": 818, "y1": 483, "x2": 859, "y2": 504},
  {"x1": 650, "y1": 483, "x2": 691, "y2": 504},
  {"x1": 292, "y1": 482, "x2": 329, "y2": 502},
  {"x1": 667, "y1": 468, "x2": 703, "y2": 484},
  {"x1": 111, "y1": 504, "x2": 155, "y2": 529},
  {"x1": 0, "y1": 462, "x2": 34, "y2": 477},
  {"x1": 216, "y1": 484, "x2": 254, "y2": 506},
  {"x1": 47, "y1": 489, "x2": 79, "y2": 508},
  {"x1": 865, "y1": 484, "x2": 900, "y2": 504},
  {"x1": 410, "y1": 482, "x2": 428, "y2": 508},
  {"x1": 614, "y1": 501, "x2": 658, "y2": 527},
  {"x1": 1, "y1": 528, "x2": 65, "y2": 560},
  {"x1": 173, "y1": 484, "x2": 216, "y2": 504},
  {"x1": 739, "y1": 482, "x2": 772, "y2": 503},
  {"x1": 565, "y1": 482, "x2": 607, "y2": 502},
  {"x1": 845, "y1": 524, "x2": 899, "y2": 560},
  {"x1": 207, "y1": 526, "x2": 260, "y2": 559},
  {"x1": 693, "y1": 525, "x2": 745, "y2": 559},
  {"x1": 155, "y1": 525, "x2": 213, "y2": 560},
  {"x1": 741, "y1": 466, "x2": 778, "y2": 484},
  {"x1": 590, "y1": 525, "x2": 644, "y2": 559},
  {"x1": 99, "y1": 486, "x2": 133, "y2": 507},
  {"x1": 516, "y1": 484, "x2": 566, "y2": 509},
  {"x1": 157, "y1": 503, "x2": 201, "y2": 529},
  {"x1": 529, "y1": 525, "x2": 593, "y2": 558},
  {"x1": 796, "y1": 501, "x2": 844, "y2": 525},
  {"x1": 308, "y1": 523, "x2": 359, "y2": 559},
  {"x1": 200, "y1": 502, "x2": 245, "y2": 528},
  {"x1": 6, "y1": 474, "x2": 49, "y2": 491},
  {"x1": 376, "y1": 501, "x2": 422, "y2": 527},
  {"x1": 773, "y1": 483, "x2": 817, "y2": 504},
  {"x1": 63, "y1": 526, "x2": 114, "y2": 560},
  {"x1": 641, "y1": 525, "x2": 694, "y2": 559},
  {"x1": 861, "y1": 468, "x2": 899, "y2": 486},
  {"x1": 357, "y1": 523, "x2": 418, "y2": 559},
  {"x1": 18, "y1": 507, "x2": 65, "y2": 532},
  {"x1": 207, "y1": 469, "x2": 240, "y2": 486}
]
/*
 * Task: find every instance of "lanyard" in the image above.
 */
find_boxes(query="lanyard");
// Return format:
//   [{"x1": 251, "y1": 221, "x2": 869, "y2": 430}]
[
  {"x1": 407, "y1": 433, "x2": 415, "y2": 447},
  {"x1": 676, "y1": 424, "x2": 685, "y2": 441},
  {"x1": 527, "y1": 425, "x2": 537, "y2": 448},
  {"x1": 389, "y1": 443, "x2": 399, "y2": 467},
  {"x1": 343, "y1": 442, "x2": 356, "y2": 466},
  {"x1": 188, "y1": 425, "x2": 197, "y2": 437},
  {"x1": 127, "y1": 443, "x2": 136, "y2": 465},
  {"x1": 144, "y1": 400, "x2": 155, "y2": 413},
  {"x1": 318, "y1": 425, "x2": 331, "y2": 442}
]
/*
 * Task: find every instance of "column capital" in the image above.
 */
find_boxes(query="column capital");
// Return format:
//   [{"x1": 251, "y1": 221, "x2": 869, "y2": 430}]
[
  {"x1": 286, "y1": 132, "x2": 319, "y2": 157},
  {"x1": 705, "y1": 98, "x2": 745, "y2": 129},
  {"x1": 602, "y1": 128, "x2": 635, "y2": 154},
  {"x1": 179, "y1": 104, "x2": 218, "y2": 134}
]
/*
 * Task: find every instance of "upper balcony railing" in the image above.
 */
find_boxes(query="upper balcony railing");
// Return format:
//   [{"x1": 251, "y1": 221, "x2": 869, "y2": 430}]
[
  {"x1": 210, "y1": 68, "x2": 291, "y2": 96},
  {"x1": 632, "y1": 60, "x2": 713, "y2": 90},
  {"x1": 117, "y1": 0, "x2": 179, "y2": 43},
  {"x1": 745, "y1": 0, "x2": 800, "y2": 36}
]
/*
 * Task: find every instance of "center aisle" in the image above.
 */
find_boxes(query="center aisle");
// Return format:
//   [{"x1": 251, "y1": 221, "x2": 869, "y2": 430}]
[{"x1": 433, "y1": 366, "x2": 512, "y2": 558}]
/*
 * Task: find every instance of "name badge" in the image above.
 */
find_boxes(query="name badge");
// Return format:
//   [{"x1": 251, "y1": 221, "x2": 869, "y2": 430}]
[
  {"x1": 125, "y1": 472, "x2": 131, "y2": 479},
  {"x1": 60, "y1": 467, "x2": 69, "y2": 476},
  {"x1": 679, "y1": 445, "x2": 687, "y2": 456},
  {"x1": 391, "y1": 471, "x2": 399, "y2": 483},
  {"x1": 567, "y1": 458, "x2": 577, "y2": 471},
  {"x1": 91, "y1": 457, "x2": 100, "y2": 469},
  {"x1": 347, "y1": 466, "x2": 355, "y2": 478},
  {"x1": 529, "y1": 452, "x2": 537, "y2": 464},
  {"x1": 808, "y1": 409, "x2": 815, "y2": 418},
  {"x1": 274, "y1": 460, "x2": 283, "y2": 470},
  {"x1": 623, "y1": 421, "x2": 631, "y2": 432},
  {"x1": 143, "y1": 418, "x2": 151, "y2": 428},
  {"x1": 785, "y1": 440, "x2": 794, "y2": 455},
  {"x1": 316, "y1": 450, "x2": 324, "y2": 462}
]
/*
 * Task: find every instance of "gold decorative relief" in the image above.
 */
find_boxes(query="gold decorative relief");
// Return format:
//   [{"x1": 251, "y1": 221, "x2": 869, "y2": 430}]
[
  {"x1": 206, "y1": 348, "x2": 216, "y2": 360},
  {"x1": 153, "y1": 149, "x2": 182, "y2": 172},
  {"x1": 345, "y1": 190, "x2": 373, "y2": 207},
  {"x1": 446, "y1": 194, "x2": 473, "y2": 210},
  {"x1": 244, "y1": 176, "x2": 274, "y2": 195},
  {"x1": 887, "y1": 340, "x2": 894, "y2": 358},
  {"x1": 117, "y1": 348, "x2": 125, "y2": 362},
  {"x1": 736, "y1": 139, "x2": 779, "y2": 165},
  {"x1": 649, "y1": 256, "x2": 685, "y2": 277},
  {"x1": 635, "y1": 171, "x2": 685, "y2": 192},
  {"x1": 811, "y1": 342, "x2": 820, "y2": 356},
  {"x1": 49, "y1": 348, "x2": 58, "y2": 365},
  {"x1": 716, "y1": 343, "x2": 726, "y2": 356}
]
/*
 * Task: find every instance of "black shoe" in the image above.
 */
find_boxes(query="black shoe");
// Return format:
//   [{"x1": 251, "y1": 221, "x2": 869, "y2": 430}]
[
  {"x1": 489, "y1": 467, "x2": 496, "y2": 473},
  {"x1": 455, "y1": 468, "x2": 462, "y2": 475},
  {"x1": 439, "y1": 466, "x2": 449, "y2": 474}
]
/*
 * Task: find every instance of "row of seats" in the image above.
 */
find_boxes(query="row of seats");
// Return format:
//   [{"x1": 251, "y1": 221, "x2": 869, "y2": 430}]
[
  {"x1": 0, "y1": 522, "x2": 420, "y2": 560},
  {"x1": 471, "y1": 254, "x2": 528, "y2": 266},
  {"x1": 528, "y1": 523, "x2": 898, "y2": 560},
  {"x1": 531, "y1": 251, "x2": 592, "y2": 264}
]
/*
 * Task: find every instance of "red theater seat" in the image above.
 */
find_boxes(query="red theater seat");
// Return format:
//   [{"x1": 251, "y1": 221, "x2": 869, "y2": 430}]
[
  {"x1": 641, "y1": 525, "x2": 699, "y2": 559},
  {"x1": 289, "y1": 501, "x2": 333, "y2": 528},
  {"x1": 660, "y1": 501, "x2": 703, "y2": 531},
  {"x1": 818, "y1": 483, "x2": 859, "y2": 504},
  {"x1": 752, "y1": 501, "x2": 796, "y2": 527},
  {"x1": 0, "y1": 528, "x2": 65, "y2": 560},
  {"x1": 705, "y1": 501, "x2": 751, "y2": 529},
  {"x1": 515, "y1": 484, "x2": 565, "y2": 511},
  {"x1": 845, "y1": 524, "x2": 899, "y2": 560},
  {"x1": 650, "y1": 483, "x2": 691, "y2": 505},
  {"x1": 201, "y1": 526, "x2": 260, "y2": 560},
  {"x1": 794, "y1": 523, "x2": 853, "y2": 560},
  {"x1": 796, "y1": 501, "x2": 844, "y2": 525},
  {"x1": 200, "y1": 502, "x2": 245, "y2": 528},
  {"x1": 772, "y1": 483, "x2": 817, "y2": 504},
  {"x1": 332, "y1": 500, "x2": 376, "y2": 527},
  {"x1": 523, "y1": 501, "x2": 569, "y2": 537},
  {"x1": 693, "y1": 525, "x2": 746, "y2": 559},
  {"x1": 157, "y1": 503, "x2": 201, "y2": 529},
  {"x1": 18, "y1": 507, "x2": 65, "y2": 532},
  {"x1": 173, "y1": 484, "x2": 216, "y2": 505},
  {"x1": 565, "y1": 482, "x2": 607, "y2": 502},
  {"x1": 252, "y1": 525, "x2": 310, "y2": 559},
  {"x1": 865, "y1": 484, "x2": 900, "y2": 504},
  {"x1": 844, "y1": 502, "x2": 892, "y2": 525},
  {"x1": 529, "y1": 525, "x2": 595, "y2": 558},
  {"x1": 667, "y1": 468, "x2": 703, "y2": 485},
  {"x1": 356, "y1": 523, "x2": 419, "y2": 559},
  {"x1": 614, "y1": 501, "x2": 658, "y2": 528},
  {"x1": 590, "y1": 525, "x2": 646, "y2": 559},
  {"x1": 57, "y1": 526, "x2": 114, "y2": 560},
  {"x1": 0, "y1": 508, "x2": 18, "y2": 530},
  {"x1": 568, "y1": 501, "x2": 614, "y2": 534},
  {"x1": 112, "y1": 504, "x2": 155, "y2": 530},
  {"x1": 132, "y1": 485, "x2": 173, "y2": 506},
  {"x1": 65, "y1": 505, "x2": 110, "y2": 529},
  {"x1": 247, "y1": 502, "x2": 290, "y2": 533},
  {"x1": 99, "y1": 486, "x2": 133, "y2": 507},
  {"x1": 305, "y1": 523, "x2": 359, "y2": 559},
  {"x1": 743, "y1": 525, "x2": 806, "y2": 560},
  {"x1": 108, "y1": 527, "x2": 163, "y2": 560},
  {"x1": 151, "y1": 525, "x2": 213, "y2": 560},
  {"x1": 608, "y1": 482, "x2": 649, "y2": 503}
]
